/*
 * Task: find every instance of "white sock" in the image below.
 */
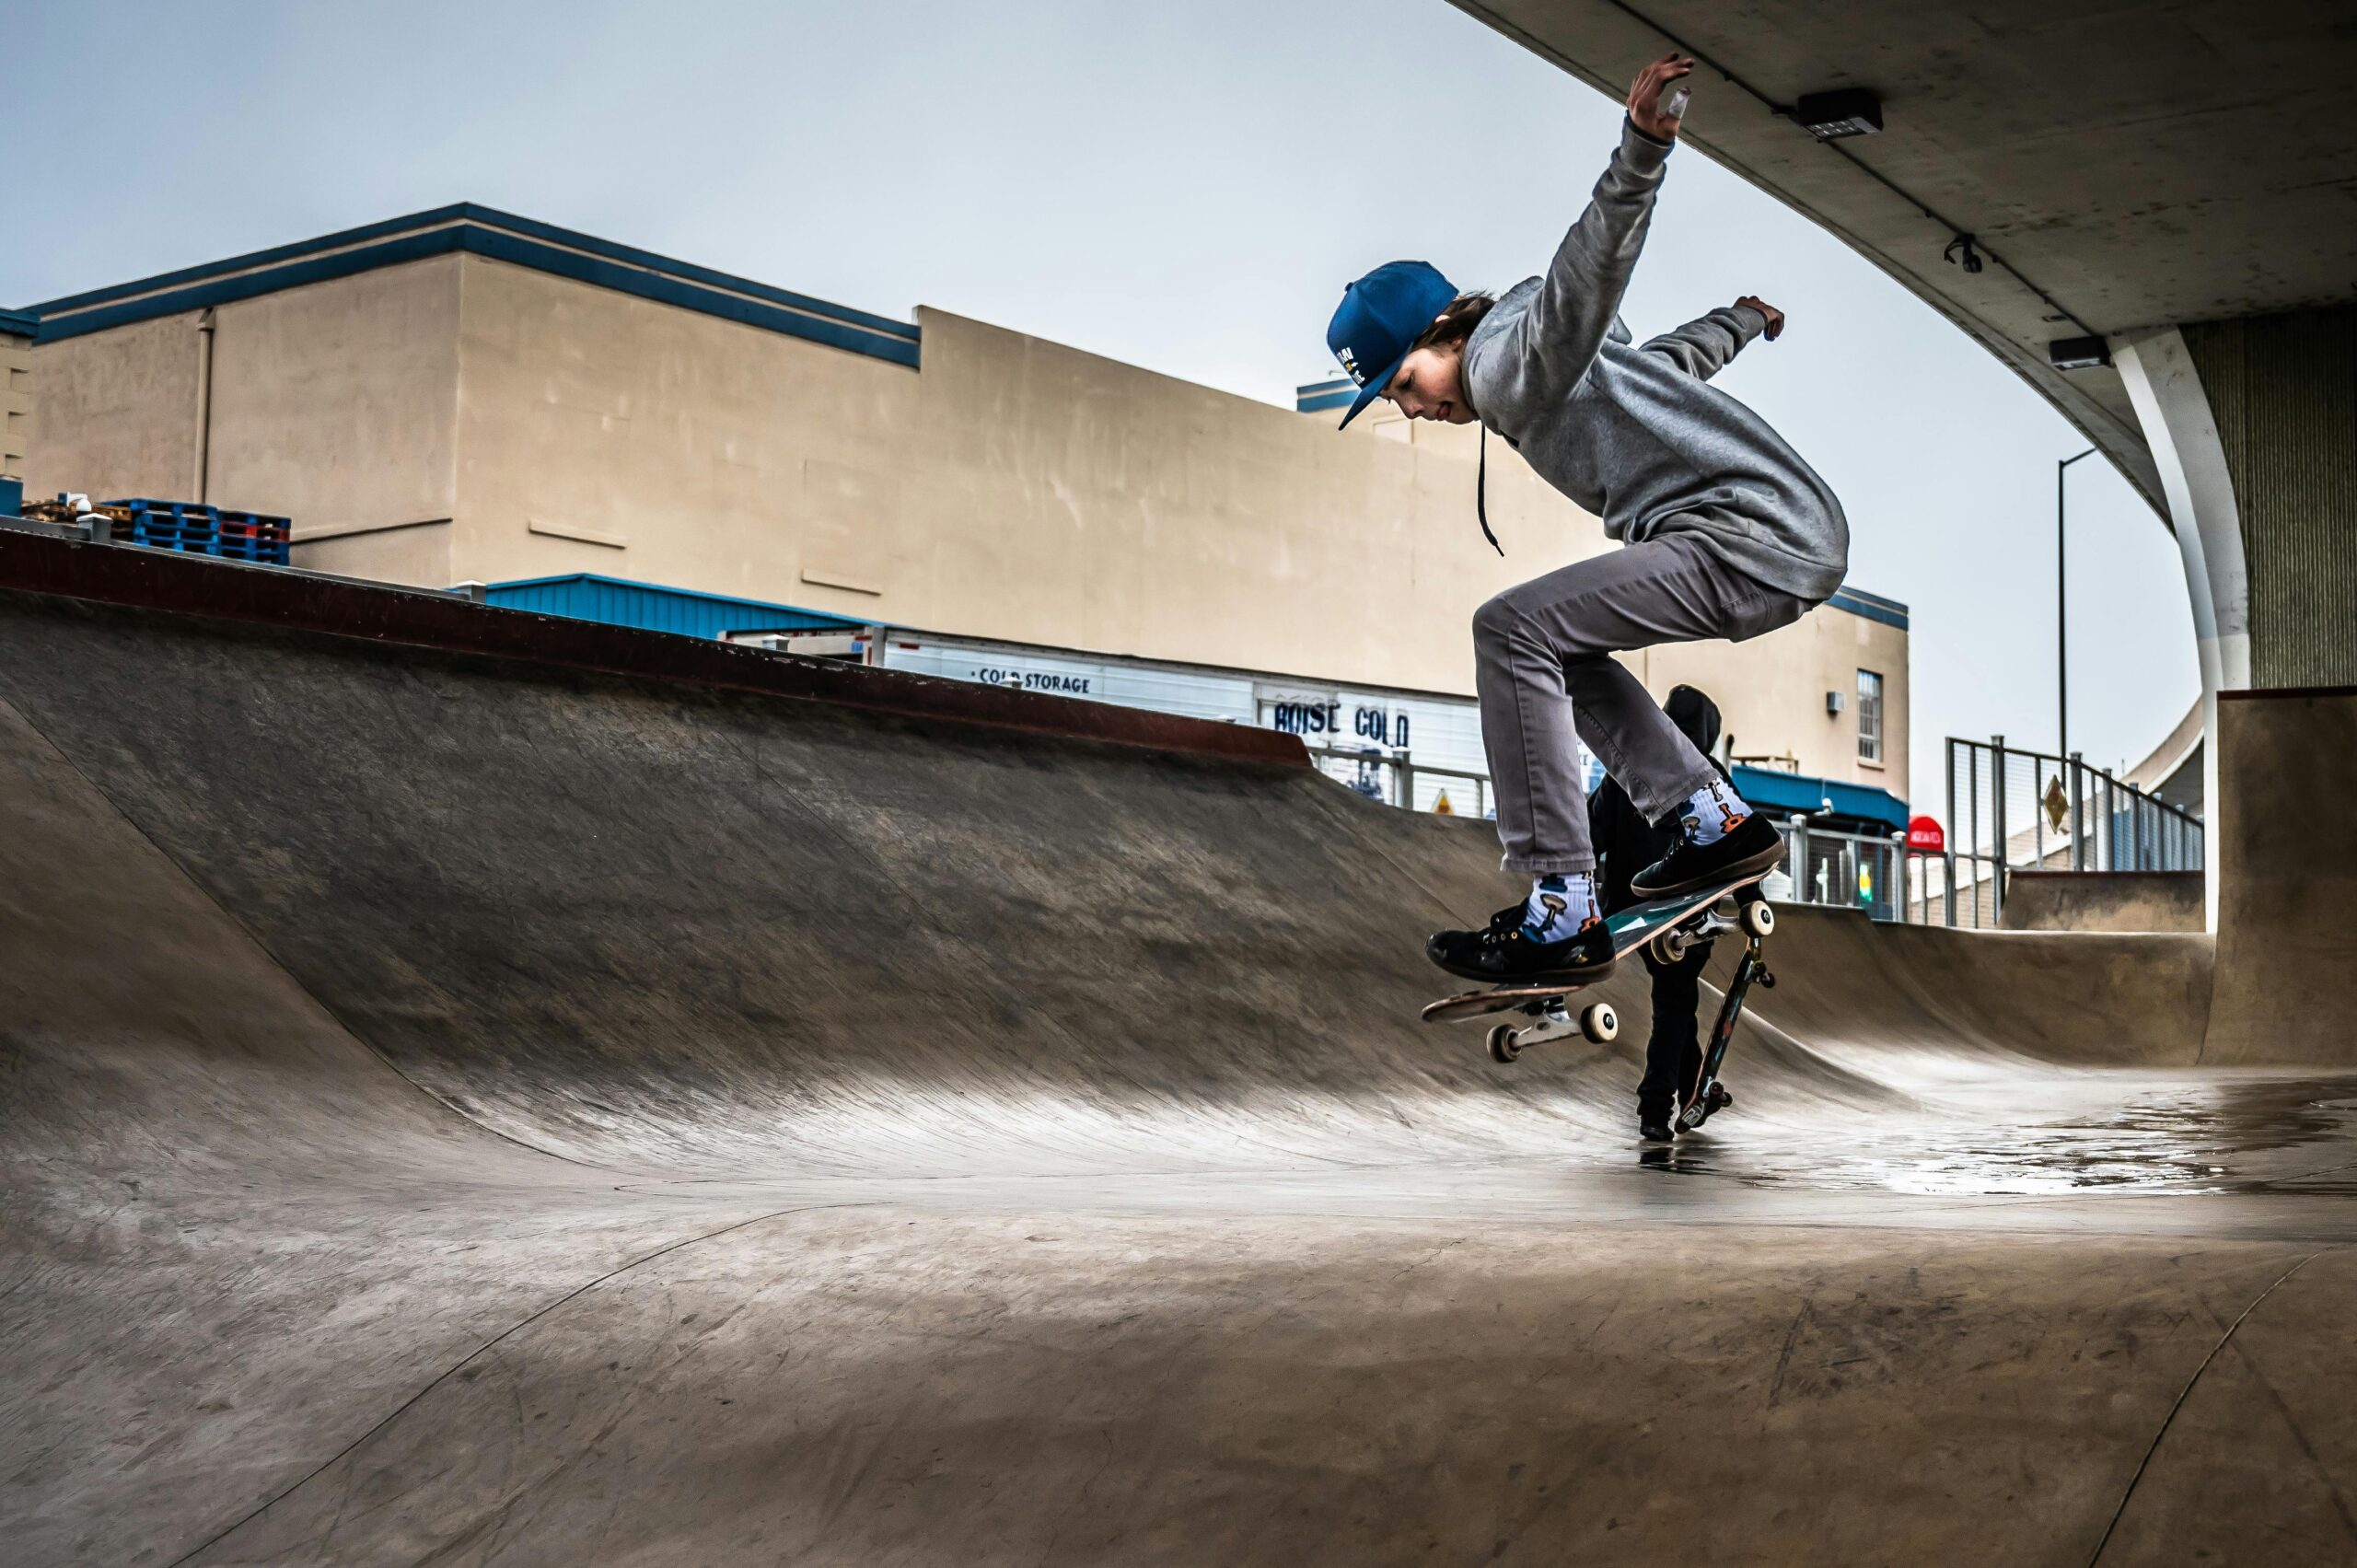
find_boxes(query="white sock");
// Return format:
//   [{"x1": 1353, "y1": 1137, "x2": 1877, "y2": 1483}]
[
  {"x1": 1679, "y1": 776, "x2": 1752, "y2": 846},
  {"x1": 1523, "y1": 872, "x2": 1600, "y2": 940}
]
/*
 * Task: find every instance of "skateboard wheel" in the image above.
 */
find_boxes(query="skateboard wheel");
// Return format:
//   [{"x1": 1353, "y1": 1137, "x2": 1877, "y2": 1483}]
[
  {"x1": 1487, "y1": 1023, "x2": 1521, "y2": 1064},
  {"x1": 1580, "y1": 1002, "x2": 1619, "y2": 1045},
  {"x1": 1741, "y1": 900, "x2": 1775, "y2": 939},
  {"x1": 1759, "y1": 970, "x2": 1776, "y2": 990}
]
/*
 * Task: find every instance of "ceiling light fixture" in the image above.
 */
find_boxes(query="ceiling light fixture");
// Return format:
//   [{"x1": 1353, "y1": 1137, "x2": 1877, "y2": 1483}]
[
  {"x1": 2048, "y1": 337, "x2": 2112, "y2": 370},
  {"x1": 1794, "y1": 87, "x2": 1883, "y2": 140}
]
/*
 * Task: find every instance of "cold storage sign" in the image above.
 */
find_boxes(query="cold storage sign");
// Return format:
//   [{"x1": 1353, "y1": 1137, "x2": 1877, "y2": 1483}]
[
  {"x1": 1355, "y1": 705, "x2": 1411, "y2": 749},
  {"x1": 1261, "y1": 696, "x2": 1410, "y2": 749},
  {"x1": 1263, "y1": 698, "x2": 1341, "y2": 736},
  {"x1": 973, "y1": 664, "x2": 1092, "y2": 695}
]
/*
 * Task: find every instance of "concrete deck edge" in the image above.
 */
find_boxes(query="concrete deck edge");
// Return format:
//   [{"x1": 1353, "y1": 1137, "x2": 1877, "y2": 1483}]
[{"x1": 0, "y1": 529, "x2": 1309, "y2": 767}]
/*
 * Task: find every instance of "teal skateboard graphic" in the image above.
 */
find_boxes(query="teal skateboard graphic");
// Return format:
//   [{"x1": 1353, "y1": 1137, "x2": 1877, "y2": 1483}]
[{"x1": 1422, "y1": 873, "x2": 1777, "y2": 1098}]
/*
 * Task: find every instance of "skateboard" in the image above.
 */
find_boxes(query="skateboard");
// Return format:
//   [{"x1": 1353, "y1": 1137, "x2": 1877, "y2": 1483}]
[
  {"x1": 1422, "y1": 873, "x2": 1777, "y2": 1082},
  {"x1": 1677, "y1": 906, "x2": 1775, "y2": 1132}
]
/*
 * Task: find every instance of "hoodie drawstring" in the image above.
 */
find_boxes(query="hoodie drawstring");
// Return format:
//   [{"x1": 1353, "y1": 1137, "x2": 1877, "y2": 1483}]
[{"x1": 1477, "y1": 425, "x2": 1503, "y2": 556}]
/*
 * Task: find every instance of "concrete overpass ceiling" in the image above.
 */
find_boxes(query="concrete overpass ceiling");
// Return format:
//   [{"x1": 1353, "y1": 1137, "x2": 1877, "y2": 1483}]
[{"x1": 1449, "y1": 1, "x2": 2357, "y2": 512}]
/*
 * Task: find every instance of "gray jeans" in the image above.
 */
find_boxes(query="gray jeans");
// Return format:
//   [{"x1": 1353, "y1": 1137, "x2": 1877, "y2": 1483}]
[{"x1": 1474, "y1": 531, "x2": 1807, "y2": 875}]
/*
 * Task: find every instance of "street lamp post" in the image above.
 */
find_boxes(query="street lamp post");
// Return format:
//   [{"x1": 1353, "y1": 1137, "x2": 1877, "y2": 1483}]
[
  {"x1": 2058, "y1": 447, "x2": 2096, "y2": 771},
  {"x1": 2055, "y1": 446, "x2": 2093, "y2": 867}
]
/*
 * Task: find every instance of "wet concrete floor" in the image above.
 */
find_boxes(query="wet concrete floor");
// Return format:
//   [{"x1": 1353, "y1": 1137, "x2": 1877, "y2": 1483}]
[{"x1": 6, "y1": 586, "x2": 2355, "y2": 1564}]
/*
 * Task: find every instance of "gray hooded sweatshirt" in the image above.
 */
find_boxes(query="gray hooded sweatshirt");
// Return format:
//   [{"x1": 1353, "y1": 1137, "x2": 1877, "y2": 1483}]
[{"x1": 1461, "y1": 120, "x2": 1850, "y2": 603}]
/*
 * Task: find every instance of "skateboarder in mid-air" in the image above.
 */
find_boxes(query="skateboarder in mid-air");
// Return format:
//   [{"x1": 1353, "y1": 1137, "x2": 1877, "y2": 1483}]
[{"x1": 1322, "y1": 51, "x2": 1850, "y2": 988}]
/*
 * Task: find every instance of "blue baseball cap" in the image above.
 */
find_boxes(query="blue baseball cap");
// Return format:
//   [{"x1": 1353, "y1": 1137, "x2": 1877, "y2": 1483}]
[{"x1": 1326, "y1": 260, "x2": 1458, "y2": 428}]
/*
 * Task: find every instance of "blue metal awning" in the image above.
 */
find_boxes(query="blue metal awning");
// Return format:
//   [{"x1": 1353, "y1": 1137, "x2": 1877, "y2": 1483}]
[
  {"x1": 480, "y1": 574, "x2": 864, "y2": 642},
  {"x1": 1729, "y1": 764, "x2": 1908, "y2": 831}
]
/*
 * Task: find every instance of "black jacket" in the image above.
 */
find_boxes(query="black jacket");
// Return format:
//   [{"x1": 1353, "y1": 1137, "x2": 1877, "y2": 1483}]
[{"x1": 1589, "y1": 685, "x2": 1727, "y2": 912}]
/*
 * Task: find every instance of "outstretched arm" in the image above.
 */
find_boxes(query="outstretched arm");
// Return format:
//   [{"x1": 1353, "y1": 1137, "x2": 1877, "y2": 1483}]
[
  {"x1": 1640, "y1": 297, "x2": 1779, "y2": 381},
  {"x1": 1489, "y1": 55, "x2": 1692, "y2": 397}
]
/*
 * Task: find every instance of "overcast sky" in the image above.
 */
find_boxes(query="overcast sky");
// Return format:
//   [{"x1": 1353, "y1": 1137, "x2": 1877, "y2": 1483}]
[{"x1": 10, "y1": 0, "x2": 2199, "y2": 809}]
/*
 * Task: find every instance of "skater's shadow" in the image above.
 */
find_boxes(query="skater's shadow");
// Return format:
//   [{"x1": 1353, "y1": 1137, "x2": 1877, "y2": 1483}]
[{"x1": 1638, "y1": 1144, "x2": 1718, "y2": 1176}]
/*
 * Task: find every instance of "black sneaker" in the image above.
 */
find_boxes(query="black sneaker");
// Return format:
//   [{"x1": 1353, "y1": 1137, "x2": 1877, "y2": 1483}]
[
  {"x1": 1426, "y1": 901, "x2": 1617, "y2": 986},
  {"x1": 1639, "y1": 1115, "x2": 1677, "y2": 1143},
  {"x1": 1630, "y1": 811, "x2": 1784, "y2": 900}
]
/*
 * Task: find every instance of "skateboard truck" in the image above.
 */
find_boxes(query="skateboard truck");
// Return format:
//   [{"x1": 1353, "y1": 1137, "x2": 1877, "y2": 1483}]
[{"x1": 1485, "y1": 995, "x2": 1620, "y2": 1064}]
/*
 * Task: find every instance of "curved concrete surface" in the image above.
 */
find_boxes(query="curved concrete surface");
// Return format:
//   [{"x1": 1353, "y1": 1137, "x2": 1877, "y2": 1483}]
[
  {"x1": 4, "y1": 552, "x2": 2355, "y2": 1565},
  {"x1": 2002, "y1": 871, "x2": 2207, "y2": 934}
]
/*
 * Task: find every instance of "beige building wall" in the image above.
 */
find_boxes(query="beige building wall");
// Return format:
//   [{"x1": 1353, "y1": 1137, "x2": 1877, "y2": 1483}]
[
  {"x1": 2, "y1": 324, "x2": 31, "y2": 486},
  {"x1": 209, "y1": 258, "x2": 462, "y2": 576},
  {"x1": 1644, "y1": 603, "x2": 1910, "y2": 799},
  {"x1": 23, "y1": 238, "x2": 1907, "y2": 799},
  {"x1": 21, "y1": 310, "x2": 200, "y2": 503},
  {"x1": 446, "y1": 256, "x2": 1585, "y2": 696},
  {"x1": 26, "y1": 258, "x2": 461, "y2": 579}
]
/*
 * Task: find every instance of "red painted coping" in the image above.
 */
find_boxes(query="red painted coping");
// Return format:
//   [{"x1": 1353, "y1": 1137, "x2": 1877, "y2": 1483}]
[{"x1": 0, "y1": 528, "x2": 1310, "y2": 767}]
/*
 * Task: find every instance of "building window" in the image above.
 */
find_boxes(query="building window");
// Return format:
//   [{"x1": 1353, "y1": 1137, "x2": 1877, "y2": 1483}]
[{"x1": 1856, "y1": 669, "x2": 1883, "y2": 763}]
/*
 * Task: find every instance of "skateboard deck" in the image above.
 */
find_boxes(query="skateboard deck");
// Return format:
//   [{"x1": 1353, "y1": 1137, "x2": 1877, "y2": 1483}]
[{"x1": 1421, "y1": 871, "x2": 1768, "y2": 1026}]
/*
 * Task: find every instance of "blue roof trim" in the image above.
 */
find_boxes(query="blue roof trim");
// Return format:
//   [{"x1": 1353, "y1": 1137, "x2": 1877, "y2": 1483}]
[
  {"x1": 464, "y1": 226, "x2": 920, "y2": 366},
  {"x1": 1834, "y1": 583, "x2": 1907, "y2": 613},
  {"x1": 24, "y1": 205, "x2": 921, "y2": 366},
  {"x1": 1731, "y1": 764, "x2": 1908, "y2": 830},
  {"x1": 0, "y1": 307, "x2": 36, "y2": 336},
  {"x1": 35, "y1": 227, "x2": 470, "y2": 343},
  {"x1": 1825, "y1": 587, "x2": 1909, "y2": 631},
  {"x1": 454, "y1": 205, "x2": 915, "y2": 340},
  {"x1": 1295, "y1": 377, "x2": 1353, "y2": 412},
  {"x1": 27, "y1": 204, "x2": 478, "y2": 315}
]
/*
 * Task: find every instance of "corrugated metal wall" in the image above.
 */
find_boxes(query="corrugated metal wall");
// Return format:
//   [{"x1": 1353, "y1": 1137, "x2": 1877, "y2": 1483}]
[
  {"x1": 483, "y1": 575, "x2": 861, "y2": 641},
  {"x1": 2185, "y1": 306, "x2": 2357, "y2": 689}
]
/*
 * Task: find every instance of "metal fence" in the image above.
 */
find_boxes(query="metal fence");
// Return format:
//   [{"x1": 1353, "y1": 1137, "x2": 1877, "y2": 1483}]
[
  {"x1": 1302, "y1": 745, "x2": 1494, "y2": 819},
  {"x1": 1763, "y1": 819, "x2": 1910, "y2": 922},
  {"x1": 1305, "y1": 734, "x2": 2204, "y2": 932},
  {"x1": 1925, "y1": 736, "x2": 2203, "y2": 928}
]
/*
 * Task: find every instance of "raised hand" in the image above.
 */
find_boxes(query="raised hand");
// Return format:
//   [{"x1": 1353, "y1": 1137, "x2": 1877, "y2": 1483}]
[
  {"x1": 1735, "y1": 295, "x2": 1785, "y2": 340},
  {"x1": 1628, "y1": 52, "x2": 1694, "y2": 142}
]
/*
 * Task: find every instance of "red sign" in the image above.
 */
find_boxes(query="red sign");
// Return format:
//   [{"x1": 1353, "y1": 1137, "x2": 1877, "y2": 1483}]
[{"x1": 1906, "y1": 815, "x2": 1945, "y2": 854}]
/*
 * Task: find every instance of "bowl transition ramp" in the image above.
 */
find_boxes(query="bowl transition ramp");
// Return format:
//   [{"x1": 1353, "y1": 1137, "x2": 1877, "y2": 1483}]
[{"x1": 4, "y1": 540, "x2": 2355, "y2": 1567}]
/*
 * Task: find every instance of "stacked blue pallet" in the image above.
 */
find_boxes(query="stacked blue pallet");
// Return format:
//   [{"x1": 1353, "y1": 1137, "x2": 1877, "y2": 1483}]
[{"x1": 105, "y1": 499, "x2": 292, "y2": 565}]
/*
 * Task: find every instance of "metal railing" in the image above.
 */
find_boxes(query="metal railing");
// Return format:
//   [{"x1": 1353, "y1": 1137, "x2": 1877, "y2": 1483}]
[
  {"x1": 1929, "y1": 736, "x2": 2203, "y2": 928},
  {"x1": 1303, "y1": 734, "x2": 2204, "y2": 932},
  {"x1": 1301, "y1": 745, "x2": 1493, "y2": 818},
  {"x1": 1765, "y1": 817, "x2": 1911, "y2": 922}
]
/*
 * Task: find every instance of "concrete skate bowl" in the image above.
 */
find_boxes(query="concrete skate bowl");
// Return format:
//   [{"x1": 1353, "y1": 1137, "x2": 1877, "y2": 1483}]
[{"x1": 5, "y1": 536, "x2": 2355, "y2": 1567}]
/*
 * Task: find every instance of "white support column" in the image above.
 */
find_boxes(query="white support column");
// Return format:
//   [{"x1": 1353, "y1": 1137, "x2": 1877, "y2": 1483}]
[{"x1": 2112, "y1": 328, "x2": 2249, "y2": 934}]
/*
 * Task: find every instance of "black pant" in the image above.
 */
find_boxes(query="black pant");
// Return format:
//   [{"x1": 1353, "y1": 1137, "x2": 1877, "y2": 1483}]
[{"x1": 1636, "y1": 940, "x2": 1713, "y2": 1119}]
